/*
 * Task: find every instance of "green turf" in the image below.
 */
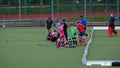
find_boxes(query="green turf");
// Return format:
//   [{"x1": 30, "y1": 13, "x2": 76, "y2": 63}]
[
  {"x1": 0, "y1": 27, "x2": 119, "y2": 68},
  {"x1": 0, "y1": 27, "x2": 82, "y2": 68},
  {"x1": 87, "y1": 30, "x2": 120, "y2": 60}
]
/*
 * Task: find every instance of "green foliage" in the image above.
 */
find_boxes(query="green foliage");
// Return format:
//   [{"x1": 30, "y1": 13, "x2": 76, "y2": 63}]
[
  {"x1": 0, "y1": 0, "x2": 4, "y2": 5},
  {"x1": 66, "y1": 17, "x2": 108, "y2": 22}
]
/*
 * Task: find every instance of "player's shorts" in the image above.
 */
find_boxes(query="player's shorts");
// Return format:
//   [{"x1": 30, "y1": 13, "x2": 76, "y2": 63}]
[
  {"x1": 79, "y1": 32, "x2": 85, "y2": 36},
  {"x1": 72, "y1": 37, "x2": 76, "y2": 39}
]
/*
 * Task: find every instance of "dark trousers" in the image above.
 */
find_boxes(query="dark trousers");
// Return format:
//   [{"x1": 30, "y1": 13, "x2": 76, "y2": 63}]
[{"x1": 64, "y1": 31, "x2": 68, "y2": 41}]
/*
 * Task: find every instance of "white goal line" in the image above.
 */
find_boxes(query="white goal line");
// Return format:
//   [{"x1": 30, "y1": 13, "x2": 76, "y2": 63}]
[
  {"x1": 81, "y1": 26, "x2": 120, "y2": 66},
  {"x1": 86, "y1": 60, "x2": 120, "y2": 66}
]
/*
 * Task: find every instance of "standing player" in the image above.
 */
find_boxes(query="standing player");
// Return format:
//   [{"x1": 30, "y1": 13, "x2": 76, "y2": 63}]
[
  {"x1": 70, "y1": 24, "x2": 77, "y2": 47},
  {"x1": 50, "y1": 30, "x2": 58, "y2": 42},
  {"x1": 80, "y1": 16, "x2": 89, "y2": 38},
  {"x1": 77, "y1": 21, "x2": 86, "y2": 46},
  {"x1": 58, "y1": 23, "x2": 65, "y2": 48},
  {"x1": 80, "y1": 16, "x2": 87, "y2": 30},
  {"x1": 62, "y1": 19, "x2": 68, "y2": 41},
  {"x1": 108, "y1": 14, "x2": 117, "y2": 37},
  {"x1": 46, "y1": 17, "x2": 53, "y2": 38}
]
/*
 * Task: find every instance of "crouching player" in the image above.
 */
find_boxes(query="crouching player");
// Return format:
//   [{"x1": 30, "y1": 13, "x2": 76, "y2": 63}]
[
  {"x1": 50, "y1": 30, "x2": 58, "y2": 42},
  {"x1": 77, "y1": 21, "x2": 86, "y2": 46},
  {"x1": 70, "y1": 24, "x2": 78, "y2": 48}
]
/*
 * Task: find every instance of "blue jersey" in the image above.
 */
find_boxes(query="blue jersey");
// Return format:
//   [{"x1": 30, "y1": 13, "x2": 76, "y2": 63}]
[
  {"x1": 61, "y1": 40, "x2": 65, "y2": 46},
  {"x1": 80, "y1": 18, "x2": 87, "y2": 27},
  {"x1": 109, "y1": 16, "x2": 115, "y2": 26}
]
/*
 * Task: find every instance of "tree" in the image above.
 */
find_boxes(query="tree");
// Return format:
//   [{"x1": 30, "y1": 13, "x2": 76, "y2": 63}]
[
  {"x1": 0, "y1": 0, "x2": 3, "y2": 5},
  {"x1": 30, "y1": 0, "x2": 43, "y2": 5}
]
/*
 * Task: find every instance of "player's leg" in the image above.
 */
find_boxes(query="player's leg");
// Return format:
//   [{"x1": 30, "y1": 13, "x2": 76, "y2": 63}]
[
  {"x1": 75, "y1": 39, "x2": 78, "y2": 47},
  {"x1": 72, "y1": 38, "x2": 77, "y2": 48},
  {"x1": 56, "y1": 38, "x2": 60, "y2": 48},
  {"x1": 112, "y1": 29, "x2": 117, "y2": 36},
  {"x1": 112, "y1": 26, "x2": 117, "y2": 36},
  {"x1": 108, "y1": 26, "x2": 113, "y2": 37},
  {"x1": 78, "y1": 32, "x2": 82, "y2": 46},
  {"x1": 80, "y1": 32, "x2": 86, "y2": 46}
]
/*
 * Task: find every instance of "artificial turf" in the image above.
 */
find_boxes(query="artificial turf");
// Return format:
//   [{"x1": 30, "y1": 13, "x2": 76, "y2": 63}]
[
  {"x1": 0, "y1": 27, "x2": 119, "y2": 68},
  {"x1": 87, "y1": 30, "x2": 120, "y2": 60}
]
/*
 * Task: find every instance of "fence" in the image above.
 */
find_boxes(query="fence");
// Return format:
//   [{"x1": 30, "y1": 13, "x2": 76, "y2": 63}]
[{"x1": 0, "y1": 0, "x2": 120, "y2": 23}]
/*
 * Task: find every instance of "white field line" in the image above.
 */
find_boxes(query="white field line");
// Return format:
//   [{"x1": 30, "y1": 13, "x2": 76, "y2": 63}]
[{"x1": 82, "y1": 26, "x2": 120, "y2": 66}]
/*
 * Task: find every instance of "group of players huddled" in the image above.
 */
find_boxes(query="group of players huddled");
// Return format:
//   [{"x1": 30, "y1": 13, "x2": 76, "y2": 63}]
[
  {"x1": 46, "y1": 14, "x2": 118, "y2": 48},
  {"x1": 45, "y1": 16, "x2": 90, "y2": 48}
]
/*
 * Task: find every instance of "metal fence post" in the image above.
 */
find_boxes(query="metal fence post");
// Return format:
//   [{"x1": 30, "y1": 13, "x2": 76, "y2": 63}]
[
  {"x1": 51, "y1": 0, "x2": 54, "y2": 20},
  {"x1": 117, "y1": 0, "x2": 119, "y2": 24},
  {"x1": 84, "y1": 0, "x2": 86, "y2": 19},
  {"x1": 19, "y1": 0, "x2": 21, "y2": 23}
]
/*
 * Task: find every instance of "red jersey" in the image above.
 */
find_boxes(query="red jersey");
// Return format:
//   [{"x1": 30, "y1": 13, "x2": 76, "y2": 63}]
[{"x1": 77, "y1": 23, "x2": 85, "y2": 32}]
